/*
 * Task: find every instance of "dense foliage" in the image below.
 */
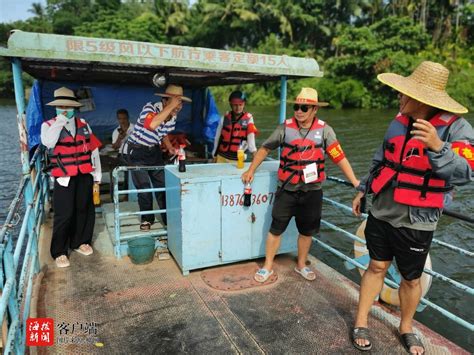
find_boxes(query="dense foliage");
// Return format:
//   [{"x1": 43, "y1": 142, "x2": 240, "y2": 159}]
[{"x1": 0, "y1": 0, "x2": 472, "y2": 109}]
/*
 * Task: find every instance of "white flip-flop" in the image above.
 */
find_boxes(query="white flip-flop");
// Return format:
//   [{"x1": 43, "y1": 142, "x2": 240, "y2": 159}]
[
  {"x1": 74, "y1": 244, "x2": 93, "y2": 256},
  {"x1": 294, "y1": 266, "x2": 316, "y2": 281},
  {"x1": 254, "y1": 268, "x2": 274, "y2": 283}
]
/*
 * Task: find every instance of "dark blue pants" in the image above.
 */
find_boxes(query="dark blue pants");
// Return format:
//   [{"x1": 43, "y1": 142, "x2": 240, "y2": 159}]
[{"x1": 128, "y1": 145, "x2": 167, "y2": 225}]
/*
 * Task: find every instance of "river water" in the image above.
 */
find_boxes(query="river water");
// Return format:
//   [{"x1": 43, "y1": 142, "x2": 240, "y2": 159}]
[{"x1": 0, "y1": 103, "x2": 472, "y2": 350}]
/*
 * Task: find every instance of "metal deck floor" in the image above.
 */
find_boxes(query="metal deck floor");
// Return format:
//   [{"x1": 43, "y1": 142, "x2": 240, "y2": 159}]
[{"x1": 35, "y1": 215, "x2": 468, "y2": 354}]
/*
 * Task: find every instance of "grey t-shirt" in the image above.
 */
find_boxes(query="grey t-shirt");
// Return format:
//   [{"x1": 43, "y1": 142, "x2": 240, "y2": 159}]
[{"x1": 262, "y1": 122, "x2": 339, "y2": 192}]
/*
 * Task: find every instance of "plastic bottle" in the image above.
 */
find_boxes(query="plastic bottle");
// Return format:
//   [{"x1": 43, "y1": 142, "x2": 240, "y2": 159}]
[
  {"x1": 237, "y1": 149, "x2": 245, "y2": 169},
  {"x1": 178, "y1": 144, "x2": 186, "y2": 172},
  {"x1": 93, "y1": 183, "x2": 100, "y2": 205},
  {"x1": 243, "y1": 182, "x2": 252, "y2": 207},
  {"x1": 237, "y1": 141, "x2": 248, "y2": 169}
]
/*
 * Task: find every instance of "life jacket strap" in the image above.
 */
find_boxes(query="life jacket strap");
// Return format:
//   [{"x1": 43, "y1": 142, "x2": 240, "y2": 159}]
[
  {"x1": 280, "y1": 157, "x2": 325, "y2": 165},
  {"x1": 50, "y1": 151, "x2": 91, "y2": 159},
  {"x1": 396, "y1": 181, "x2": 453, "y2": 195},
  {"x1": 55, "y1": 138, "x2": 90, "y2": 147},
  {"x1": 382, "y1": 159, "x2": 442, "y2": 178}
]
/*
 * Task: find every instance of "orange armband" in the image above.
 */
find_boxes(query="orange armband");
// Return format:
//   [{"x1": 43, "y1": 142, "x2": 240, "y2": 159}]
[
  {"x1": 452, "y1": 141, "x2": 474, "y2": 168},
  {"x1": 143, "y1": 112, "x2": 156, "y2": 131},
  {"x1": 326, "y1": 141, "x2": 346, "y2": 164}
]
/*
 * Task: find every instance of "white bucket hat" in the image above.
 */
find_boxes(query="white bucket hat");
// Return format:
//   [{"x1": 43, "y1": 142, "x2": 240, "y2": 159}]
[{"x1": 46, "y1": 87, "x2": 82, "y2": 107}]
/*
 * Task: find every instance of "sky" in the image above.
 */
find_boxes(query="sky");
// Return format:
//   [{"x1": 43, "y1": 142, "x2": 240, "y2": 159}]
[
  {"x1": 0, "y1": 0, "x2": 47, "y2": 23},
  {"x1": 0, "y1": 0, "x2": 197, "y2": 23}
]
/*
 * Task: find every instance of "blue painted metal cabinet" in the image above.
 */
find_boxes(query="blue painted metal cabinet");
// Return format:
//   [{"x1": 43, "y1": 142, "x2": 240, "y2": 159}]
[{"x1": 165, "y1": 161, "x2": 298, "y2": 275}]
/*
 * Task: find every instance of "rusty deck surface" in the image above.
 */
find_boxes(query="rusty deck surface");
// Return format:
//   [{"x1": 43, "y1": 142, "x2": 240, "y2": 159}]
[{"x1": 34, "y1": 215, "x2": 469, "y2": 354}]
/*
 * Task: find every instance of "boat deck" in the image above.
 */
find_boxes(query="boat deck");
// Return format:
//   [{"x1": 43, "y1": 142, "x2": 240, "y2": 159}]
[{"x1": 33, "y1": 212, "x2": 468, "y2": 354}]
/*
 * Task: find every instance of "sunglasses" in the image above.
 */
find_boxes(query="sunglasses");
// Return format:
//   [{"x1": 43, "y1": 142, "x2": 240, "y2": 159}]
[{"x1": 293, "y1": 104, "x2": 314, "y2": 113}]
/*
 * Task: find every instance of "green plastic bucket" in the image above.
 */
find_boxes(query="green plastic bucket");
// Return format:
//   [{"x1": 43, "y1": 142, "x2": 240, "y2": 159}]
[{"x1": 128, "y1": 237, "x2": 155, "y2": 264}]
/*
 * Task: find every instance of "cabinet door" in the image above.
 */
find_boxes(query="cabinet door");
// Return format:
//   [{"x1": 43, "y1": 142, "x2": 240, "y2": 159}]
[
  {"x1": 249, "y1": 174, "x2": 278, "y2": 257},
  {"x1": 249, "y1": 172, "x2": 298, "y2": 257},
  {"x1": 180, "y1": 180, "x2": 222, "y2": 270},
  {"x1": 220, "y1": 178, "x2": 252, "y2": 262}
]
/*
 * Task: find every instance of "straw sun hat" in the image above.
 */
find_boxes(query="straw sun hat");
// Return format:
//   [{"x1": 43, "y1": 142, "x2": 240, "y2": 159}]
[
  {"x1": 46, "y1": 87, "x2": 82, "y2": 107},
  {"x1": 377, "y1": 61, "x2": 468, "y2": 114},
  {"x1": 291, "y1": 87, "x2": 328, "y2": 107},
  {"x1": 155, "y1": 84, "x2": 192, "y2": 103}
]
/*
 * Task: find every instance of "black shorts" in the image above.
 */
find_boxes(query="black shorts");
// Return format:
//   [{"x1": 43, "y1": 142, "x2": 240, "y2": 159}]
[
  {"x1": 270, "y1": 189, "x2": 323, "y2": 236},
  {"x1": 365, "y1": 213, "x2": 434, "y2": 281}
]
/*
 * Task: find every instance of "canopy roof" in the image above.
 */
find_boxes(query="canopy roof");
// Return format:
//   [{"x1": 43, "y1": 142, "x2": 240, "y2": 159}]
[{"x1": 0, "y1": 31, "x2": 323, "y2": 87}]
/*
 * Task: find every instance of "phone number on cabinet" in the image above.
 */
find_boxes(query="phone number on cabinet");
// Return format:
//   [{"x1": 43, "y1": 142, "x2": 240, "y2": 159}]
[{"x1": 221, "y1": 193, "x2": 276, "y2": 207}]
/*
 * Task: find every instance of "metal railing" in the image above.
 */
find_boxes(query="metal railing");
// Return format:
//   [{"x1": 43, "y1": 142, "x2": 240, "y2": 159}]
[
  {"x1": 111, "y1": 165, "x2": 168, "y2": 258},
  {"x1": 318, "y1": 176, "x2": 473, "y2": 331},
  {"x1": 0, "y1": 147, "x2": 48, "y2": 353}
]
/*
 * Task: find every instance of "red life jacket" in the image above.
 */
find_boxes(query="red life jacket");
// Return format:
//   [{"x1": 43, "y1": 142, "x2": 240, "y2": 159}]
[
  {"x1": 370, "y1": 112, "x2": 458, "y2": 208},
  {"x1": 47, "y1": 117, "x2": 95, "y2": 177},
  {"x1": 278, "y1": 117, "x2": 326, "y2": 185},
  {"x1": 217, "y1": 112, "x2": 252, "y2": 159}
]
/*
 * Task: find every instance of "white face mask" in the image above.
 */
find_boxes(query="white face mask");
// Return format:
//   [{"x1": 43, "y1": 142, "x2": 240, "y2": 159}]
[{"x1": 56, "y1": 108, "x2": 75, "y2": 119}]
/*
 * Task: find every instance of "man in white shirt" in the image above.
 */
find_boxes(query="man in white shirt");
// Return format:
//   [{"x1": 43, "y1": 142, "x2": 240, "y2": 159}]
[
  {"x1": 111, "y1": 108, "x2": 134, "y2": 158},
  {"x1": 111, "y1": 108, "x2": 134, "y2": 191},
  {"x1": 41, "y1": 87, "x2": 102, "y2": 268}
]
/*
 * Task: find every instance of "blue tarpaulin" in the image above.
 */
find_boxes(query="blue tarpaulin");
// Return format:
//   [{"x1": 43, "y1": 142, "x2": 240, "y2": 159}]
[
  {"x1": 203, "y1": 89, "x2": 222, "y2": 151},
  {"x1": 26, "y1": 81, "x2": 44, "y2": 149},
  {"x1": 26, "y1": 80, "x2": 220, "y2": 149}
]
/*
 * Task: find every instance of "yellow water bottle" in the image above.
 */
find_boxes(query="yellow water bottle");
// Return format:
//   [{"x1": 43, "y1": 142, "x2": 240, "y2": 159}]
[
  {"x1": 237, "y1": 149, "x2": 245, "y2": 169},
  {"x1": 93, "y1": 183, "x2": 101, "y2": 205}
]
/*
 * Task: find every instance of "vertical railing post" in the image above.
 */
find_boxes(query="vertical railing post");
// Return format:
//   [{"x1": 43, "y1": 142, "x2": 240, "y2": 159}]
[
  {"x1": 113, "y1": 168, "x2": 122, "y2": 258},
  {"x1": 12, "y1": 59, "x2": 34, "y2": 212},
  {"x1": 278, "y1": 76, "x2": 287, "y2": 159},
  {"x1": 4, "y1": 240, "x2": 22, "y2": 353},
  {"x1": 12, "y1": 59, "x2": 30, "y2": 176},
  {"x1": 12, "y1": 58, "x2": 35, "y2": 353}
]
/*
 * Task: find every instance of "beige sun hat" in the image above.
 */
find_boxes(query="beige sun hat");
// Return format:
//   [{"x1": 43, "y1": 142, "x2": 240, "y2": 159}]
[
  {"x1": 46, "y1": 87, "x2": 82, "y2": 107},
  {"x1": 155, "y1": 84, "x2": 192, "y2": 103},
  {"x1": 290, "y1": 87, "x2": 328, "y2": 106},
  {"x1": 377, "y1": 61, "x2": 468, "y2": 114}
]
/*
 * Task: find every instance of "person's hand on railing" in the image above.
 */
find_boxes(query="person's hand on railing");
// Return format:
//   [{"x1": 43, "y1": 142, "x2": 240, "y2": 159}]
[{"x1": 352, "y1": 191, "x2": 364, "y2": 217}]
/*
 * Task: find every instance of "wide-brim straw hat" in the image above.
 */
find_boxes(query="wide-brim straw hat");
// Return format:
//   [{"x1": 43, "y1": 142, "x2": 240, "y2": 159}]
[
  {"x1": 377, "y1": 61, "x2": 468, "y2": 114},
  {"x1": 155, "y1": 84, "x2": 192, "y2": 103},
  {"x1": 290, "y1": 87, "x2": 328, "y2": 107},
  {"x1": 46, "y1": 87, "x2": 82, "y2": 107}
]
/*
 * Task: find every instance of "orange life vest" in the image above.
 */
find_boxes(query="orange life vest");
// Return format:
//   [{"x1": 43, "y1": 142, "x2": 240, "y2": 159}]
[
  {"x1": 47, "y1": 117, "x2": 95, "y2": 177},
  {"x1": 278, "y1": 117, "x2": 326, "y2": 184},
  {"x1": 370, "y1": 112, "x2": 458, "y2": 208},
  {"x1": 217, "y1": 112, "x2": 252, "y2": 158}
]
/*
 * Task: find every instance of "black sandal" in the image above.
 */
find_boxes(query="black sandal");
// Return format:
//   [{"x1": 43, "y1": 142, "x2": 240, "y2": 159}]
[
  {"x1": 352, "y1": 327, "x2": 372, "y2": 351},
  {"x1": 400, "y1": 333, "x2": 425, "y2": 354}
]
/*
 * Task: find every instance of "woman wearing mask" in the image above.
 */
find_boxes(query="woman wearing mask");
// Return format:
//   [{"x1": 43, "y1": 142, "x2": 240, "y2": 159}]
[{"x1": 41, "y1": 87, "x2": 102, "y2": 268}]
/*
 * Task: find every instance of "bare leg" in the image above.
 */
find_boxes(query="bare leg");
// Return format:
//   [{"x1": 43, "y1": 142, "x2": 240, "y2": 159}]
[
  {"x1": 399, "y1": 278, "x2": 424, "y2": 354},
  {"x1": 296, "y1": 234, "x2": 312, "y2": 270},
  {"x1": 261, "y1": 232, "x2": 281, "y2": 271},
  {"x1": 354, "y1": 259, "x2": 391, "y2": 347}
]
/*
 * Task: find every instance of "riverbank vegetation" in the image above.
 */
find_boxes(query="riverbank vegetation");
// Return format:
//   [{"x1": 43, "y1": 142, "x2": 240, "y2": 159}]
[{"x1": 0, "y1": 0, "x2": 472, "y2": 109}]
